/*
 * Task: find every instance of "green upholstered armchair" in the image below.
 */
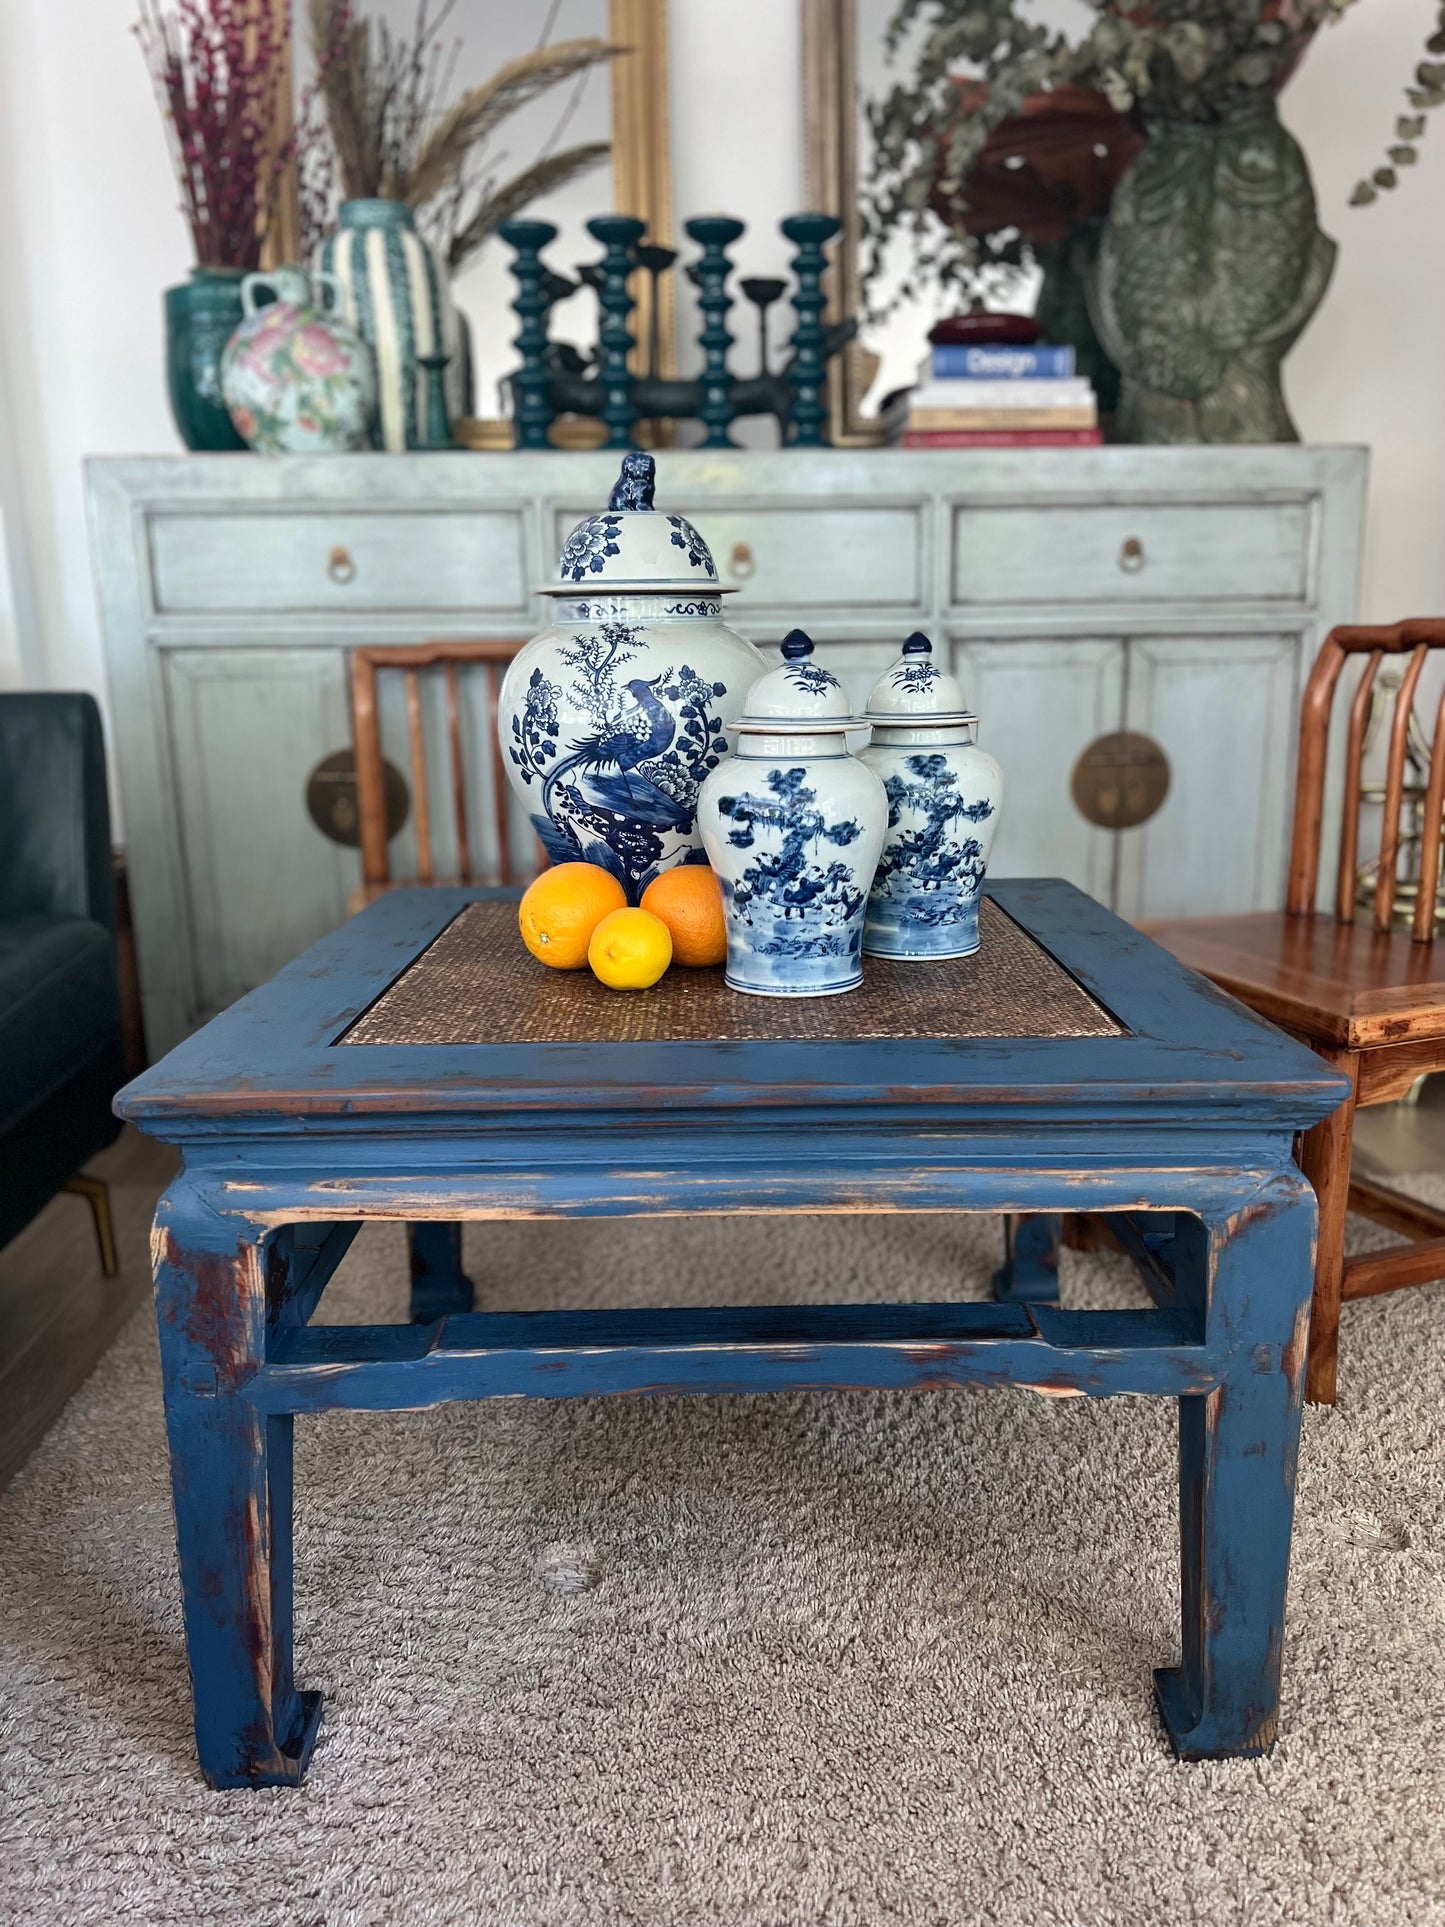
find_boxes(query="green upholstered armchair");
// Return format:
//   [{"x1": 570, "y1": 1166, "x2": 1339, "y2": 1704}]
[{"x1": 0, "y1": 693, "x2": 125, "y2": 1267}]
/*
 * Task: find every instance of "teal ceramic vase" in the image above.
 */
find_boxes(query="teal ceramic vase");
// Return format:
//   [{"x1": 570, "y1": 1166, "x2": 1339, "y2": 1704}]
[
  {"x1": 315, "y1": 199, "x2": 460, "y2": 451},
  {"x1": 164, "y1": 267, "x2": 248, "y2": 452}
]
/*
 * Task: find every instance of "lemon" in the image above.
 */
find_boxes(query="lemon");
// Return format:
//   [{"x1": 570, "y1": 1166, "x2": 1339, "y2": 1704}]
[{"x1": 587, "y1": 907, "x2": 673, "y2": 990}]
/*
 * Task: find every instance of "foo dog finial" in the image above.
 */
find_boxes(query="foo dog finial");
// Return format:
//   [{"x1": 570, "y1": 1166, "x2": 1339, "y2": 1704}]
[{"x1": 608, "y1": 451, "x2": 656, "y2": 512}]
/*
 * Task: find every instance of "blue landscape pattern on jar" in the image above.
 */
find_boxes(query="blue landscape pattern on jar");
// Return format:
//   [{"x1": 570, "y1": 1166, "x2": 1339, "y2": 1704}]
[
  {"x1": 711, "y1": 765, "x2": 869, "y2": 991},
  {"x1": 509, "y1": 621, "x2": 729, "y2": 899},
  {"x1": 865, "y1": 751, "x2": 996, "y2": 958}
]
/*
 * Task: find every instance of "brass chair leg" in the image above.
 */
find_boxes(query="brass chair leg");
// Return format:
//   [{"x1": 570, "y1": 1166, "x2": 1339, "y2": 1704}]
[{"x1": 65, "y1": 1173, "x2": 119, "y2": 1277}]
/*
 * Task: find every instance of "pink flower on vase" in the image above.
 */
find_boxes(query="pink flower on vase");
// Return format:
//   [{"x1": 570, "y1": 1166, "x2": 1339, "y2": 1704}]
[
  {"x1": 253, "y1": 308, "x2": 290, "y2": 347},
  {"x1": 292, "y1": 325, "x2": 345, "y2": 377},
  {"x1": 232, "y1": 406, "x2": 257, "y2": 440}
]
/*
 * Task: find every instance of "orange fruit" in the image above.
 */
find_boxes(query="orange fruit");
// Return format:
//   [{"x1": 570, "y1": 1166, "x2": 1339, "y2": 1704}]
[
  {"x1": 640, "y1": 865, "x2": 727, "y2": 967},
  {"x1": 518, "y1": 863, "x2": 627, "y2": 970},
  {"x1": 587, "y1": 907, "x2": 673, "y2": 990}
]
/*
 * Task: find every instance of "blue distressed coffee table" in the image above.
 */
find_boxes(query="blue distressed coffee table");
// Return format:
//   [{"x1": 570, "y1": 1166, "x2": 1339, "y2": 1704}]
[{"x1": 115, "y1": 880, "x2": 1347, "y2": 1789}]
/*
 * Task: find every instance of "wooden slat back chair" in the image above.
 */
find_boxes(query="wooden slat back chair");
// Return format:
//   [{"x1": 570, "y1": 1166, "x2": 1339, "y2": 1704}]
[
  {"x1": 350, "y1": 640, "x2": 544, "y2": 904},
  {"x1": 350, "y1": 640, "x2": 545, "y2": 1324},
  {"x1": 1151, "y1": 619, "x2": 1445, "y2": 1404}
]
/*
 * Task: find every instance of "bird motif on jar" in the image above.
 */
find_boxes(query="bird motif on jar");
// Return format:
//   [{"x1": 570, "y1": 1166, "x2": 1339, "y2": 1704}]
[{"x1": 542, "y1": 669, "x2": 689, "y2": 831}]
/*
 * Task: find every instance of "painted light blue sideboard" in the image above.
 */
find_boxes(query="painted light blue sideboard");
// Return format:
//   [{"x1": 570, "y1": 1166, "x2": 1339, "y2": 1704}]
[{"x1": 87, "y1": 446, "x2": 1366, "y2": 1054}]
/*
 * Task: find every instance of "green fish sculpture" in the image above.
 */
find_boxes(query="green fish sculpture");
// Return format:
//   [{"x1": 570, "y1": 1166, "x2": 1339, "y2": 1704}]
[{"x1": 1090, "y1": 107, "x2": 1336, "y2": 444}]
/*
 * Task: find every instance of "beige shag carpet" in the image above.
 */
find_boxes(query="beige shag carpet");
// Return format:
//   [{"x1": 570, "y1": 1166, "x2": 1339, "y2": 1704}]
[{"x1": 3, "y1": 1187, "x2": 1445, "y2": 1927}]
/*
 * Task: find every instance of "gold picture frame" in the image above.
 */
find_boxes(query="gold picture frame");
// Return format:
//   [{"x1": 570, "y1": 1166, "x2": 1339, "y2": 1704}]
[
  {"x1": 610, "y1": 0, "x2": 675, "y2": 381},
  {"x1": 267, "y1": 0, "x2": 675, "y2": 376},
  {"x1": 800, "y1": 0, "x2": 886, "y2": 445}
]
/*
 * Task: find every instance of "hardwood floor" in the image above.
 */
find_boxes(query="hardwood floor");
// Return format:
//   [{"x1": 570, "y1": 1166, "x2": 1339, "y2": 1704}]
[{"x1": 0, "y1": 1129, "x2": 178, "y2": 1492}]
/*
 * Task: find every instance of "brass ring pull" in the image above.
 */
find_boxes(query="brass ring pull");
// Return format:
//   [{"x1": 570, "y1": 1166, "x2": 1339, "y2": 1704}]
[
  {"x1": 327, "y1": 544, "x2": 356, "y2": 585},
  {"x1": 728, "y1": 541, "x2": 756, "y2": 580},
  {"x1": 1119, "y1": 536, "x2": 1146, "y2": 575}
]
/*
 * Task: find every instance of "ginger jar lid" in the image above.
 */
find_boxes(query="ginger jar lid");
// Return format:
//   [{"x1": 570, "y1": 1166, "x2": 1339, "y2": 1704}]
[
  {"x1": 734, "y1": 630, "x2": 865, "y2": 735},
  {"x1": 538, "y1": 451, "x2": 739, "y2": 597},
  {"x1": 864, "y1": 633, "x2": 976, "y2": 726}
]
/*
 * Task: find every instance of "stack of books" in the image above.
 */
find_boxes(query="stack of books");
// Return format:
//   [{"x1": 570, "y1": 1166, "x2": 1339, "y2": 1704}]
[{"x1": 902, "y1": 341, "x2": 1102, "y2": 449}]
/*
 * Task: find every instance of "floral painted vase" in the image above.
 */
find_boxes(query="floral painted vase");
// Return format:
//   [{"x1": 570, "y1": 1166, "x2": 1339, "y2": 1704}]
[
  {"x1": 221, "y1": 267, "x2": 376, "y2": 454},
  {"x1": 859, "y1": 633, "x2": 1002, "y2": 959},
  {"x1": 497, "y1": 452, "x2": 766, "y2": 903},
  {"x1": 696, "y1": 631, "x2": 887, "y2": 997}
]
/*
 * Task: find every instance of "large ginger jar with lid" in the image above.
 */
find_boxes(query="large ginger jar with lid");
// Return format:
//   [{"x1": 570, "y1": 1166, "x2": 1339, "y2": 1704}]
[
  {"x1": 696, "y1": 631, "x2": 887, "y2": 997},
  {"x1": 498, "y1": 453, "x2": 765, "y2": 902},
  {"x1": 859, "y1": 633, "x2": 1002, "y2": 959}
]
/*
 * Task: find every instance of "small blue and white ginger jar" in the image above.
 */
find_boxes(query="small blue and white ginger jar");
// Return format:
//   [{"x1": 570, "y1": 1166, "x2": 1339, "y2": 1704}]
[
  {"x1": 497, "y1": 453, "x2": 765, "y2": 903},
  {"x1": 696, "y1": 631, "x2": 887, "y2": 997},
  {"x1": 859, "y1": 633, "x2": 1003, "y2": 959}
]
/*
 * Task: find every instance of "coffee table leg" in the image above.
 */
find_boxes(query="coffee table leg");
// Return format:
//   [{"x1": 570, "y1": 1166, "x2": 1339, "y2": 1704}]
[
  {"x1": 153, "y1": 1179, "x2": 322, "y2": 1788},
  {"x1": 1154, "y1": 1171, "x2": 1315, "y2": 1760},
  {"x1": 407, "y1": 1222, "x2": 475, "y2": 1322},
  {"x1": 992, "y1": 1213, "x2": 1061, "y2": 1304}
]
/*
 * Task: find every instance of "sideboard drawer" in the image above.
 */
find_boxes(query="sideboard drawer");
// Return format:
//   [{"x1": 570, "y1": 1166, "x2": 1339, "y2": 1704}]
[
  {"x1": 950, "y1": 498, "x2": 1313, "y2": 606},
  {"x1": 552, "y1": 501, "x2": 925, "y2": 612},
  {"x1": 148, "y1": 508, "x2": 529, "y2": 616}
]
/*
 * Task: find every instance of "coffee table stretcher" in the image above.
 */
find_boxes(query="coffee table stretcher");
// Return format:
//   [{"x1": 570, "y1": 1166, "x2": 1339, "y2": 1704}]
[{"x1": 121, "y1": 881, "x2": 1345, "y2": 1788}]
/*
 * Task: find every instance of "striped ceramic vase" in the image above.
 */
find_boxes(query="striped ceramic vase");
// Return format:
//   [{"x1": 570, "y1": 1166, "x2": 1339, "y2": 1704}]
[{"x1": 316, "y1": 199, "x2": 459, "y2": 451}]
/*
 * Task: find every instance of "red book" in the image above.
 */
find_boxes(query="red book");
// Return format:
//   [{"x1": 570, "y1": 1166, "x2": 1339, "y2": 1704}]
[{"x1": 901, "y1": 427, "x2": 1104, "y2": 448}]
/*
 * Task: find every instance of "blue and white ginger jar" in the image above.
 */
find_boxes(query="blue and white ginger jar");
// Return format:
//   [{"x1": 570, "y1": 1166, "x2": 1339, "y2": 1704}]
[
  {"x1": 859, "y1": 633, "x2": 1002, "y2": 959},
  {"x1": 696, "y1": 631, "x2": 887, "y2": 997},
  {"x1": 497, "y1": 452, "x2": 765, "y2": 903}
]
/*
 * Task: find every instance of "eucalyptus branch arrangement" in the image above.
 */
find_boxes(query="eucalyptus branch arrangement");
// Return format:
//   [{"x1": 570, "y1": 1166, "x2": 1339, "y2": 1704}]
[
  {"x1": 866, "y1": 0, "x2": 1445, "y2": 310},
  {"x1": 307, "y1": 0, "x2": 616, "y2": 276},
  {"x1": 1349, "y1": 1, "x2": 1445, "y2": 204},
  {"x1": 135, "y1": 0, "x2": 294, "y2": 271}
]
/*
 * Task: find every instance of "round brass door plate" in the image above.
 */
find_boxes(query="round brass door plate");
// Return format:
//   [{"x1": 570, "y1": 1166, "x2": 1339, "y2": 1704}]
[
  {"x1": 1071, "y1": 731, "x2": 1170, "y2": 830},
  {"x1": 306, "y1": 749, "x2": 409, "y2": 848}
]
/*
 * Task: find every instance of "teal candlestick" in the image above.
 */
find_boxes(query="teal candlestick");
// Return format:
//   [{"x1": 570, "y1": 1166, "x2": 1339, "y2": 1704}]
[
  {"x1": 417, "y1": 354, "x2": 453, "y2": 449},
  {"x1": 499, "y1": 218, "x2": 558, "y2": 450},
  {"x1": 684, "y1": 215, "x2": 745, "y2": 448},
  {"x1": 498, "y1": 207, "x2": 857, "y2": 448},
  {"x1": 586, "y1": 214, "x2": 646, "y2": 448},
  {"x1": 781, "y1": 212, "x2": 840, "y2": 447}
]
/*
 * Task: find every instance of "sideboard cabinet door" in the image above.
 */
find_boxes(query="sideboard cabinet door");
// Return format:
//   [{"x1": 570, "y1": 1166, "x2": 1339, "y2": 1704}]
[
  {"x1": 955, "y1": 637, "x2": 1124, "y2": 904},
  {"x1": 87, "y1": 448, "x2": 1366, "y2": 1042},
  {"x1": 1114, "y1": 633, "x2": 1299, "y2": 922},
  {"x1": 163, "y1": 647, "x2": 359, "y2": 1023}
]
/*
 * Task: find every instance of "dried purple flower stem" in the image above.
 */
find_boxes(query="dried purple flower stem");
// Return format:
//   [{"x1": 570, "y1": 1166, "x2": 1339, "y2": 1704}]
[{"x1": 136, "y1": 0, "x2": 299, "y2": 270}]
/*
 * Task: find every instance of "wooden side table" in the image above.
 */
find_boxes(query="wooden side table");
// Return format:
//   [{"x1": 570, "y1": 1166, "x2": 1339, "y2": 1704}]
[{"x1": 115, "y1": 880, "x2": 1348, "y2": 1788}]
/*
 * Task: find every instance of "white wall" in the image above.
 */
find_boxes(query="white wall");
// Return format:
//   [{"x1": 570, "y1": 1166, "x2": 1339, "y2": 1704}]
[
  {"x1": 1280, "y1": 0, "x2": 1445, "y2": 624},
  {"x1": 0, "y1": 0, "x2": 1440, "y2": 720},
  {"x1": 0, "y1": 0, "x2": 192, "y2": 697}
]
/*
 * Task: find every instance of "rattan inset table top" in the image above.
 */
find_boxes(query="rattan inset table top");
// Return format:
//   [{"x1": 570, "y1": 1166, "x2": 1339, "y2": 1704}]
[{"x1": 342, "y1": 897, "x2": 1123, "y2": 1048}]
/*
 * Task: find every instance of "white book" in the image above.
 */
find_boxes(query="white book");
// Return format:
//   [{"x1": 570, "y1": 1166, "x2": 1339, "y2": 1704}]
[{"x1": 910, "y1": 374, "x2": 1095, "y2": 409}]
